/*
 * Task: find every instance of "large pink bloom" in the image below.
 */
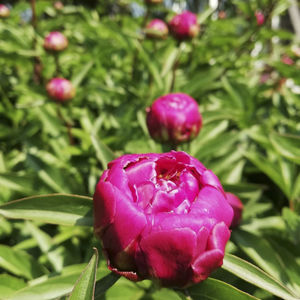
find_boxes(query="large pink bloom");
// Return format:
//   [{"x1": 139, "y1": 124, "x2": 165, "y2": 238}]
[
  {"x1": 94, "y1": 151, "x2": 233, "y2": 287},
  {"x1": 146, "y1": 93, "x2": 202, "y2": 144},
  {"x1": 46, "y1": 78, "x2": 75, "y2": 102},
  {"x1": 169, "y1": 11, "x2": 199, "y2": 40},
  {"x1": 44, "y1": 31, "x2": 68, "y2": 52}
]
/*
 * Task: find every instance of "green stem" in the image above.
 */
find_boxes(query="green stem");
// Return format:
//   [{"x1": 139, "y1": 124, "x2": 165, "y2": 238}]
[{"x1": 30, "y1": 0, "x2": 43, "y2": 84}]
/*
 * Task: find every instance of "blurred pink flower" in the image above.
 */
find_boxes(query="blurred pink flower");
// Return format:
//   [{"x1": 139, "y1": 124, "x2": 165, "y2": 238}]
[
  {"x1": 44, "y1": 31, "x2": 68, "y2": 52},
  {"x1": 46, "y1": 78, "x2": 75, "y2": 102},
  {"x1": 0, "y1": 4, "x2": 9, "y2": 18},
  {"x1": 146, "y1": 93, "x2": 202, "y2": 144},
  {"x1": 145, "y1": 19, "x2": 168, "y2": 39},
  {"x1": 255, "y1": 11, "x2": 264, "y2": 26},
  {"x1": 169, "y1": 11, "x2": 199, "y2": 40}
]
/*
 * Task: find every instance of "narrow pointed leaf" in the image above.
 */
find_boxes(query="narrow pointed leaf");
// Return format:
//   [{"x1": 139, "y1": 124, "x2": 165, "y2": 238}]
[
  {"x1": 223, "y1": 254, "x2": 299, "y2": 300},
  {"x1": 69, "y1": 248, "x2": 98, "y2": 300},
  {"x1": 0, "y1": 194, "x2": 93, "y2": 226},
  {"x1": 187, "y1": 277, "x2": 258, "y2": 300}
]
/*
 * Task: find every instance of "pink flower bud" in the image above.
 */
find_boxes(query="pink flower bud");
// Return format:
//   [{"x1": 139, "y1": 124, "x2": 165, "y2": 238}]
[
  {"x1": 225, "y1": 192, "x2": 243, "y2": 228},
  {"x1": 54, "y1": 1, "x2": 64, "y2": 10},
  {"x1": 169, "y1": 11, "x2": 199, "y2": 40},
  {"x1": 0, "y1": 4, "x2": 9, "y2": 18},
  {"x1": 44, "y1": 31, "x2": 68, "y2": 52},
  {"x1": 145, "y1": 19, "x2": 169, "y2": 39},
  {"x1": 255, "y1": 11, "x2": 264, "y2": 26},
  {"x1": 46, "y1": 78, "x2": 75, "y2": 102},
  {"x1": 146, "y1": 93, "x2": 202, "y2": 145},
  {"x1": 94, "y1": 151, "x2": 233, "y2": 287},
  {"x1": 281, "y1": 55, "x2": 294, "y2": 65}
]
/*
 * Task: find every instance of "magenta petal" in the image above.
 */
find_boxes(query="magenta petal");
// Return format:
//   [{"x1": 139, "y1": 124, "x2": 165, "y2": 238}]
[
  {"x1": 207, "y1": 222, "x2": 231, "y2": 253},
  {"x1": 93, "y1": 181, "x2": 116, "y2": 236},
  {"x1": 196, "y1": 226, "x2": 210, "y2": 255},
  {"x1": 126, "y1": 161, "x2": 156, "y2": 186},
  {"x1": 191, "y1": 186, "x2": 233, "y2": 227},
  {"x1": 139, "y1": 228, "x2": 196, "y2": 286},
  {"x1": 192, "y1": 249, "x2": 224, "y2": 282},
  {"x1": 201, "y1": 170, "x2": 223, "y2": 191},
  {"x1": 101, "y1": 191, "x2": 147, "y2": 267}
]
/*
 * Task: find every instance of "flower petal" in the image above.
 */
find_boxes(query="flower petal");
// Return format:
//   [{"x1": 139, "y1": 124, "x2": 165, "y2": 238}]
[{"x1": 139, "y1": 228, "x2": 196, "y2": 286}]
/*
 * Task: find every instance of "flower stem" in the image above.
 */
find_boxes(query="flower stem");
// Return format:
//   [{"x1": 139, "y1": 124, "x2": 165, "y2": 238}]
[
  {"x1": 30, "y1": 0, "x2": 43, "y2": 85},
  {"x1": 56, "y1": 105, "x2": 74, "y2": 145},
  {"x1": 170, "y1": 41, "x2": 182, "y2": 92},
  {"x1": 54, "y1": 53, "x2": 60, "y2": 77}
]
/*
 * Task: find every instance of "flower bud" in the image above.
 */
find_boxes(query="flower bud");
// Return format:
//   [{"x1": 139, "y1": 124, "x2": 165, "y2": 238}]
[
  {"x1": 225, "y1": 192, "x2": 243, "y2": 228},
  {"x1": 94, "y1": 151, "x2": 233, "y2": 287},
  {"x1": 255, "y1": 11, "x2": 264, "y2": 26},
  {"x1": 0, "y1": 4, "x2": 9, "y2": 18},
  {"x1": 46, "y1": 78, "x2": 75, "y2": 102},
  {"x1": 146, "y1": 93, "x2": 202, "y2": 145},
  {"x1": 169, "y1": 11, "x2": 199, "y2": 40},
  {"x1": 145, "y1": 19, "x2": 168, "y2": 39},
  {"x1": 54, "y1": 1, "x2": 64, "y2": 10},
  {"x1": 281, "y1": 55, "x2": 294, "y2": 65},
  {"x1": 44, "y1": 31, "x2": 68, "y2": 52}
]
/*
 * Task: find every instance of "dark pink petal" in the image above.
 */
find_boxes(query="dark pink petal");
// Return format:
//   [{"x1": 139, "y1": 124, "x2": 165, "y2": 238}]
[
  {"x1": 102, "y1": 190, "x2": 147, "y2": 257},
  {"x1": 225, "y1": 192, "x2": 243, "y2": 228},
  {"x1": 191, "y1": 186, "x2": 233, "y2": 227},
  {"x1": 93, "y1": 181, "x2": 116, "y2": 237},
  {"x1": 126, "y1": 161, "x2": 156, "y2": 187},
  {"x1": 139, "y1": 228, "x2": 196, "y2": 286},
  {"x1": 201, "y1": 170, "x2": 223, "y2": 191},
  {"x1": 207, "y1": 222, "x2": 231, "y2": 253},
  {"x1": 195, "y1": 226, "x2": 210, "y2": 255},
  {"x1": 192, "y1": 249, "x2": 224, "y2": 283}
]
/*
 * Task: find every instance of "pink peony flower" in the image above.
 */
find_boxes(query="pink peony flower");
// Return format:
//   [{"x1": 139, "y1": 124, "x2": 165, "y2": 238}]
[
  {"x1": 44, "y1": 31, "x2": 68, "y2": 52},
  {"x1": 169, "y1": 11, "x2": 199, "y2": 40},
  {"x1": 46, "y1": 78, "x2": 75, "y2": 102},
  {"x1": 146, "y1": 93, "x2": 202, "y2": 144},
  {"x1": 94, "y1": 151, "x2": 233, "y2": 287},
  {"x1": 0, "y1": 4, "x2": 9, "y2": 18},
  {"x1": 225, "y1": 192, "x2": 243, "y2": 228},
  {"x1": 255, "y1": 11, "x2": 264, "y2": 26},
  {"x1": 145, "y1": 19, "x2": 168, "y2": 39}
]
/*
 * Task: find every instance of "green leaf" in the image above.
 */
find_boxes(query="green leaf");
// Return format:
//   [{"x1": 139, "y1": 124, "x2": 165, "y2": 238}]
[
  {"x1": 0, "y1": 245, "x2": 47, "y2": 280},
  {"x1": 0, "y1": 194, "x2": 93, "y2": 226},
  {"x1": 232, "y1": 230, "x2": 296, "y2": 294},
  {"x1": 270, "y1": 132, "x2": 300, "y2": 164},
  {"x1": 26, "y1": 221, "x2": 63, "y2": 272},
  {"x1": 187, "y1": 277, "x2": 257, "y2": 300},
  {"x1": 91, "y1": 134, "x2": 115, "y2": 168},
  {"x1": 69, "y1": 248, "x2": 98, "y2": 300},
  {"x1": 245, "y1": 151, "x2": 290, "y2": 197},
  {"x1": 282, "y1": 208, "x2": 300, "y2": 245},
  {"x1": 0, "y1": 274, "x2": 26, "y2": 299},
  {"x1": 223, "y1": 254, "x2": 299, "y2": 300},
  {"x1": 72, "y1": 61, "x2": 94, "y2": 88}
]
